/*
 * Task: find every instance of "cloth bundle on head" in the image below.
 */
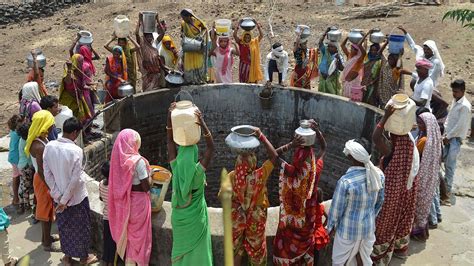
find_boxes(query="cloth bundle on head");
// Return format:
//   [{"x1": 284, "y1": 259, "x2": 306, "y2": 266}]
[
  {"x1": 21, "y1": 81, "x2": 41, "y2": 102},
  {"x1": 343, "y1": 139, "x2": 383, "y2": 192},
  {"x1": 272, "y1": 44, "x2": 284, "y2": 58},
  {"x1": 415, "y1": 58, "x2": 433, "y2": 70},
  {"x1": 423, "y1": 40, "x2": 445, "y2": 76},
  {"x1": 24, "y1": 110, "x2": 55, "y2": 156}
]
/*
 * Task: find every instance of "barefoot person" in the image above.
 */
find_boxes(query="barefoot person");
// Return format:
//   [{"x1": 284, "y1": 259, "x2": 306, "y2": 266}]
[
  {"x1": 328, "y1": 140, "x2": 385, "y2": 266},
  {"x1": 25, "y1": 110, "x2": 60, "y2": 252},
  {"x1": 43, "y1": 117, "x2": 98, "y2": 265}
]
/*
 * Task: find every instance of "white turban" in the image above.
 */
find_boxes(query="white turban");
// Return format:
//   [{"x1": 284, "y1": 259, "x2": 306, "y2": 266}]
[
  {"x1": 272, "y1": 45, "x2": 284, "y2": 57},
  {"x1": 343, "y1": 139, "x2": 383, "y2": 192}
]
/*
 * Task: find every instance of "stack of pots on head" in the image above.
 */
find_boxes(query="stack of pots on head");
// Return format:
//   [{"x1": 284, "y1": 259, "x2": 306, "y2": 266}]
[{"x1": 384, "y1": 94, "x2": 417, "y2": 136}]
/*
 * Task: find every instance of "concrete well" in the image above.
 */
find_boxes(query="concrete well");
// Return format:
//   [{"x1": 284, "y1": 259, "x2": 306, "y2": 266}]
[{"x1": 93, "y1": 83, "x2": 382, "y2": 265}]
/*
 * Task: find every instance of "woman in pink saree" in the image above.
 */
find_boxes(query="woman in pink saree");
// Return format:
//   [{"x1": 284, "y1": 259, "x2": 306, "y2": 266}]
[
  {"x1": 341, "y1": 35, "x2": 367, "y2": 102},
  {"x1": 108, "y1": 129, "x2": 152, "y2": 266}
]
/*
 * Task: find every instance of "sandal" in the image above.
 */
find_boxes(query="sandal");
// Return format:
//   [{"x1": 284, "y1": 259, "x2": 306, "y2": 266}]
[
  {"x1": 43, "y1": 242, "x2": 61, "y2": 253},
  {"x1": 80, "y1": 255, "x2": 99, "y2": 265}
]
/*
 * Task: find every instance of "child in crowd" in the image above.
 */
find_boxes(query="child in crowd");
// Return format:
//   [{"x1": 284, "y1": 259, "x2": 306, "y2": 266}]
[
  {"x1": 99, "y1": 162, "x2": 118, "y2": 266},
  {"x1": 17, "y1": 122, "x2": 35, "y2": 213},
  {"x1": 314, "y1": 187, "x2": 330, "y2": 265},
  {"x1": 7, "y1": 115, "x2": 21, "y2": 213},
  {"x1": 0, "y1": 208, "x2": 18, "y2": 266}
]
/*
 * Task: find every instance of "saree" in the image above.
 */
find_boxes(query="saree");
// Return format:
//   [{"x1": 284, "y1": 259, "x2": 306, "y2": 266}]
[
  {"x1": 372, "y1": 134, "x2": 417, "y2": 266},
  {"x1": 273, "y1": 148, "x2": 323, "y2": 266},
  {"x1": 58, "y1": 54, "x2": 92, "y2": 123},
  {"x1": 170, "y1": 145, "x2": 213, "y2": 266},
  {"x1": 181, "y1": 18, "x2": 206, "y2": 84},
  {"x1": 108, "y1": 129, "x2": 152, "y2": 266},
  {"x1": 159, "y1": 35, "x2": 179, "y2": 69},
  {"x1": 362, "y1": 58, "x2": 382, "y2": 105},
  {"x1": 123, "y1": 44, "x2": 138, "y2": 90},
  {"x1": 342, "y1": 45, "x2": 365, "y2": 101},
  {"x1": 377, "y1": 57, "x2": 402, "y2": 107},
  {"x1": 238, "y1": 32, "x2": 263, "y2": 83},
  {"x1": 230, "y1": 154, "x2": 274, "y2": 265},
  {"x1": 318, "y1": 45, "x2": 341, "y2": 95},
  {"x1": 290, "y1": 48, "x2": 318, "y2": 89},
  {"x1": 412, "y1": 113, "x2": 442, "y2": 237},
  {"x1": 138, "y1": 36, "x2": 162, "y2": 92},
  {"x1": 105, "y1": 52, "x2": 128, "y2": 102}
]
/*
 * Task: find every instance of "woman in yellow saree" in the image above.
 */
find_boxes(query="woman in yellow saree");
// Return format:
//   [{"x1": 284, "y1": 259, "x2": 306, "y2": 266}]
[{"x1": 180, "y1": 9, "x2": 207, "y2": 85}]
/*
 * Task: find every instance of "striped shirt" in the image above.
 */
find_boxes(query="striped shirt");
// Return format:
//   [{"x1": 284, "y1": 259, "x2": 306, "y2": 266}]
[
  {"x1": 327, "y1": 166, "x2": 385, "y2": 240},
  {"x1": 99, "y1": 180, "x2": 109, "y2": 220}
]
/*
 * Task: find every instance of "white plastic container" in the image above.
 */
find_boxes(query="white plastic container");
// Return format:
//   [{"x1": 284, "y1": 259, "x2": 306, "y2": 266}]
[
  {"x1": 142, "y1": 11, "x2": 157, "y2": 33},
  {"x1": 150, "y1": 165, "x2": 172, "y2": 213},
  {"x1": 114, "y1": 15, "x2": 130, "y2": 38},
  {"x1": 215, "y1": 19, "x2": 232, "y2": 35},
  {"x1": 171, "y1": 100, "x2": 201, "y2": 146},
  {"x1": 55, "y1": 105, "x2": 73, "y2": 137},
  {"x1": 384, "y1": 94, "x2": 416, "y2": 136}
]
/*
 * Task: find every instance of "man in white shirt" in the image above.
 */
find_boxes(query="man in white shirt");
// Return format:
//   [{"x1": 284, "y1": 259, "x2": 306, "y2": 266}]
[
  {"x1": 411, "y1": 59, "x2": 434, "y2": 111},
  {"x1": 43, "y1": 117, "x2": 98, "y2": 265},
  {"x1": 264, "y1": 43, "x2": 289, "y2": 86},
  {"x1": 442, "y1": 79, "x2": 472, "y2": 205}
]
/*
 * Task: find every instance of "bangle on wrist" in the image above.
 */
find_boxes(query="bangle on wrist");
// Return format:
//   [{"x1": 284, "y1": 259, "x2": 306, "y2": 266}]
[
  {"x1": 377, "y1": 122, "x2": 384, "y2": 129},
  {"x1": 258, "y1": 133, "x2": 266, "y2": 141},
  {"x1": 166, "y1": 126, "x2": 172, "y2": 130},
  {"x1": 203, "y1": 131, "x2": 212, "y2": 138}
]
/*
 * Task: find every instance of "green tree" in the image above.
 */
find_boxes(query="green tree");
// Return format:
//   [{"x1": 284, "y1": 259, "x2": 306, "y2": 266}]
[{"x1": 443, "y1": 9, "x2": 474, "y2": 29}]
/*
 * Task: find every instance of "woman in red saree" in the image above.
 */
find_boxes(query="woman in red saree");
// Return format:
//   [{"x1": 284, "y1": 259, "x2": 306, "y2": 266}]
[
  {"x1": 273, "y1": 120, "x2": 327, "y2": 266},
  {"x1": 229, "y1": 128, "x2": 278, "y2": 266},
  {"x1": 104, "y1": 46, "x2": 128, "y2": 102},
  {"x1": 27, "y1": 49, "x2": 48, "y2": 97},
  {"x1": 108, "y1": 129, "x2": 152, "y2": 266},
  {"x1": 290, "y1": 34, "x2": 318, "y2": 89}
]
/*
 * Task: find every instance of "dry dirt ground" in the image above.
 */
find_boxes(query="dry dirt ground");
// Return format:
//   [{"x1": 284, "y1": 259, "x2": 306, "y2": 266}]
[{"x1": 0, "y1": 2, "x2": 473, "y2": 135}]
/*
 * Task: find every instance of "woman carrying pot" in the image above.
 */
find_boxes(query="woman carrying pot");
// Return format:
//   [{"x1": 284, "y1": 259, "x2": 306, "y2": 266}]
[
  {"x1": 105, "y1": 32, "x2": 140, "y2": 91},
  {"x1": 104, "y1": 46, "x2": 128, "y2": 102},
  {"x1": 318, "y1": 27, "x2": 344, "y2": 95},
  {"x1": 167, "y1": 103, "x2": 214, "y2": 265},
  {"x1": 210, "y1": 22, "x2": 240, "y2": 84},
  {"x1": 233, "y1": 19, "x2": 264, "y2": 84},
  {"x1": 340, "y1": 31, "x2": 367, "y2": 101},
  {"x1": 180, "y1": 9, "x2": 207, "y2": 85},
  {"x1": 226, "y1": 127, "x2": 278, "y2": 266},
  {"x1": 273, "y1": 120, "x2": 327, "y2": 266}
]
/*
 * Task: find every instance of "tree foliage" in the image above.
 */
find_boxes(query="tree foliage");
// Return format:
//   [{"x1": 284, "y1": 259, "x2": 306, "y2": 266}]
[{"x1": 443, "y1": 9, "x2": 474, "y2": 29}]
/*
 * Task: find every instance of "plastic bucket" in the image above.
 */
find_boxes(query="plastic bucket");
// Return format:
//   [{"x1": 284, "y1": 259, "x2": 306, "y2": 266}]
[
  {"x1": 150, "y1": 165, "x2": 172, "y2": 213},
  {"x1": 389, "y1": 34, "x2": 405, "y2": 54},
  {"x1": 142, "y1": 11, "x2": 157, "y2": 33},
  {"x1": 215, "y1": 19, "x2": 231, "y2": 35}
]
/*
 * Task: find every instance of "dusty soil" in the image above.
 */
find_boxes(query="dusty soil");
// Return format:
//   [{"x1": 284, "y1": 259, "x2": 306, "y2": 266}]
[{"x1": 0, "y1": 2, "x2": 473, "y2": 135}]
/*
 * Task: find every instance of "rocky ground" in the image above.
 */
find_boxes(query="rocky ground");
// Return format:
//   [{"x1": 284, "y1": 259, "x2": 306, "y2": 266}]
[{"x1": 0, "y1": 1, "x2": 473, "y2": 136}]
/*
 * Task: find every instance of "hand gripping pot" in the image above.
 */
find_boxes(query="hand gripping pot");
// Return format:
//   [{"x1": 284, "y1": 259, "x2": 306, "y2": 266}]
[
  {"x1": 225, "y1": 125, "x2": 261, "y2": 154},
  {"x1": 384, "y1": 94, "x2": 417, "y2": 136}
]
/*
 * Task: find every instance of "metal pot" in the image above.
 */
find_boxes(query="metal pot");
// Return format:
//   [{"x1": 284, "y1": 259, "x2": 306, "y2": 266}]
[
  {"x1": 370, "y1": 29, "x2": 385, "y2": 44},
  {"x1": 182, "y1": 37, "x2": 204, "y2": 52},
  {"x1": 348, "y1": 29, "x2": 363, "y2": 44},
  {"x1": 26, "y1": 48, "x2": 47, "y2": 68},
  {"x1": 294, "y1": 120, "x2": 316, "y2": 146},
  {"x1": 327, "y1": 26, "x2": 342, "y2": 42},
  {"x1": 165, "y1": 70, "x2": 184, "y2": 86},
  {"x1": 240, "y1": 18, "x2": 256, "y2": 31},
  {"x1": 118, "y1": 82, "x2": 134, "y2": 97},
  {"x1": 142, "y1": 11, "x2": 157, "y2": 33},
  {"x1": 295, "y1": 25, "x2": 311, "y2": 40},
  {"x1": 78, "y1": 30, "x2": 93, "y2": 45},
  {"x1": 225, "y1": 125, "x2": 260, "y2": 154}
]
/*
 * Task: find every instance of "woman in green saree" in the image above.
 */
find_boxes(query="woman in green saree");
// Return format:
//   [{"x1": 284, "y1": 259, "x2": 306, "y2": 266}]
[{"x1": 167, "y1": 102, "x2": 215, "y2": 266}]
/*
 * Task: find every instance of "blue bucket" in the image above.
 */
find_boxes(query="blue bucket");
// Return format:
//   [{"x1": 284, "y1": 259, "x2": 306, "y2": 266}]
[{"x1": 389, "y1": 34, "x2": 405, "y2": 54}]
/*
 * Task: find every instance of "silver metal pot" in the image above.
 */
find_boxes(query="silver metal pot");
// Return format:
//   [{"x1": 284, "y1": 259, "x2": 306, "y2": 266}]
[
  {"x1": 348, "y1": 29, "x2": 363, "y2": 44},
  {"x1": 294, "y1": 120, "x2": 316, "y2": 146},
  {"x1": 165, "y1": 71, "x2": 184, "y2": 86},
  {"x1": 295, "y1": 25, "x2": 311, "y2": 40},
  {"x1": 182, "y1": 37, "x2": 204, "y2": 52},
  {"x1": 327, "y1": 27, "x2": 342, "y2": 42},
  {"x1": 78, "y1": 30, "x2": 93, "y2": 45},
  {"x1": 225, "y1": 125, "x2": 260, "y2": 154},
  {"x1": 118, "y1": 82, "x2": 134, "y2": 97},
  {"x1": 370, "y1": 29, "x2": 385, "y2": 44},
  {"x1": 240, "y1": 18, "x2": 256, "y2": 31},
  {"x1": 26, "y1": 48, "x2": 47, "y2": 68},
  {"x1": 142, "y1": 11, "x2": 157, "y2": 33}
]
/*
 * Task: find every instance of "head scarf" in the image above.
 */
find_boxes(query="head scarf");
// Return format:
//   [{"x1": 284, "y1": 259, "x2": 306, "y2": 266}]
[
  {"x1": 171, "y1": 145, "x2": 199, "y2": 208},
  {"x1": 108, "y1": 129, "x2": 150, "y2": 251},
  {"x1": 79, "y1": 45, "x2": 96, "y2": 76},
  {"x1": 343, "y1": 139, "x2": 383, "y2": 192},
  {"x1": 423, "y1": 40, "x2": 445, "y2": 76},
  {"x1": 271, "y1": 44, "x2": 284, "y2": 58},
  {"x1": 368, "y1": 43, "x2": 381, "y2": 61},
  {"x1": 160, "y1": 35, "x2": 178, "y2": 65},
  {"x1": 241, "y1": 31, "x2": 253, "y2": 45},
  {"x1": 21, "y1": 81, "x2": 41, "y2": 102},
  {"x1": 217, "y1": 36, "x2": 232, "y2": 76},
  {"x1": 24, "y1": 110, "x2": 54, "y2": 156},
  {"x1": 113, "y1": 46, "x2": 123, "y2": 54},
  {"x1": 232, "y1": 152, "x2": 258, "y2": 206},
  {"x1": 415, "y1": 58, "x2": 433, "y2": 70}
]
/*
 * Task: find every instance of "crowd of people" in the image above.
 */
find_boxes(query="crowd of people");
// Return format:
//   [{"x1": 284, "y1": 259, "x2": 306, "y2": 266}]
[{"x1": 0, "y1": 7, "x2": 472, "y2": 266}]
